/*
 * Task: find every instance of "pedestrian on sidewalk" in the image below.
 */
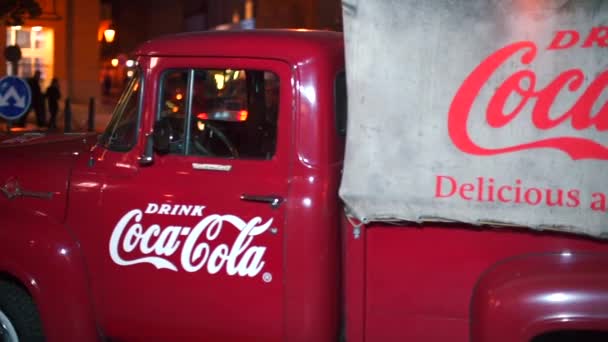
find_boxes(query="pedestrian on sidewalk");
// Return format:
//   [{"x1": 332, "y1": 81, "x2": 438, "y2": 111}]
[
  {"x1": 19, "y1": 70, "x2": 46, "y2": 127},
  {"x1": 45, "y1": 78, "x2": 61, "y2": 130},
  {"x1": 103, "y1": 73, "x2": 112, "y2": 96}
]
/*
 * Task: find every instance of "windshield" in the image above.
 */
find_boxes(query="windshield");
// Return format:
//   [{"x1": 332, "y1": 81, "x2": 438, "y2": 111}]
[{"x1": 100, "y1": 69, "x2": 142, "y2": 151}]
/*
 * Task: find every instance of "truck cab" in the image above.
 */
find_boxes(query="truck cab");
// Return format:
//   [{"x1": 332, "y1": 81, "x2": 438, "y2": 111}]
[
  {"x1": 70, "y1": 29, "x2": 345, "y2": 341},
  {"x1": 1, "y1": 30, "x2": 345, "y2": 341}
]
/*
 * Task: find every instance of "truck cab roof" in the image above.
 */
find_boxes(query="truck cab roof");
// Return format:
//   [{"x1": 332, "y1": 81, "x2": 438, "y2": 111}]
[{"x1": 133, "y1": 29, "x2": 345, "y2": 65}]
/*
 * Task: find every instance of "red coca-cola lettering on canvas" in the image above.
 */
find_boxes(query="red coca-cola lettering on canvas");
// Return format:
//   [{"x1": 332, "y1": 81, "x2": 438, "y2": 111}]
[{"x1": 449, "y1": 27, "x2": 608, "y2": 160}]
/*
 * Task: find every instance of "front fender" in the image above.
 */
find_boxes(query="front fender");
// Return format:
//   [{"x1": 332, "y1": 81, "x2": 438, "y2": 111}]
[
  {"x1": 0, "y1": 204, "x2": 99, "y2": 342},
  {"x1": 471, "y1": 252, "x2": 608, "y2": 342}
]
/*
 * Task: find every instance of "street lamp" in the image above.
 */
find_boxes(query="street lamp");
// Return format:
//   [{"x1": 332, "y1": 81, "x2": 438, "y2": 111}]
[{"x1": 104, "y1": 25, "x2": 116, "y2": 43}]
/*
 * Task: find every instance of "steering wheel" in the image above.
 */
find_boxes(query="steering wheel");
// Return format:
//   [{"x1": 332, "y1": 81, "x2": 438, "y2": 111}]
[
  {"x1": 192, "y1": 122, "x2": 239, "y2": 158},
  {"x1": 155, "y1": 113, "x2": 186, "y2": 153}
]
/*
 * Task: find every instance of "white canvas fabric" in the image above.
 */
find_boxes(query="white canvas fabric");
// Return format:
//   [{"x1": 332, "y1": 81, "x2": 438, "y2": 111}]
[{"x1": 339, "y1": 0, "x2": 608, "y2": 238}]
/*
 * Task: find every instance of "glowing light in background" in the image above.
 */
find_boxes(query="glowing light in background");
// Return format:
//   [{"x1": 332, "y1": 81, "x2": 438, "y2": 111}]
[
  {"x1": 104, "y1": 28, "x2": 116, "y2": 43},
  {"x1": 215, "y1": 74, "x2": 225, "y2": 90}
]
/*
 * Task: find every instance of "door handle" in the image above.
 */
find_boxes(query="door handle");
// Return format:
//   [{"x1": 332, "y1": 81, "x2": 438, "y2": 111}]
[{"x1": 240, "y1": 194, "x2": 284, "y2": 209}]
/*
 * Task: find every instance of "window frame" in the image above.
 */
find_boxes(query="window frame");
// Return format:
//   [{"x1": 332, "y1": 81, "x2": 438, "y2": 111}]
[
  {"x1": 100, "y1": 68, "x2": 144, "y2": 152},
  {"x1": 156, "y1": 68, "x2": 194, "y2": 156}
]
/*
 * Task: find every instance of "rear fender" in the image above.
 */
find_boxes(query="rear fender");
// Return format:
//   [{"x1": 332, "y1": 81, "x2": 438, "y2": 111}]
[{"x1": 471, "y1": 252, "x2": 608, "y2": 342}]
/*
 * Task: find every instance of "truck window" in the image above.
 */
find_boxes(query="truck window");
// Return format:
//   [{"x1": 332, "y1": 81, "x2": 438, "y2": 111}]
[
  {"x1": 335, "y1": 71, "x2": 347, "y2": 136},
  {"x1": 158, "y1": 70, "x2": 189, "y2": 154},
  {"x1": 157, "y1": 68, "x2": 279, "y2": 160},
  {"x1": 101, "y1": 69, "x2": 142, "y2": 151}
]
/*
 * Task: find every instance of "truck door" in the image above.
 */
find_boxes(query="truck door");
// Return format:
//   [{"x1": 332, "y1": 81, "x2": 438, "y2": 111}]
[{"x1": 67, "y1": 57, "x2": 292, "y2": 341}]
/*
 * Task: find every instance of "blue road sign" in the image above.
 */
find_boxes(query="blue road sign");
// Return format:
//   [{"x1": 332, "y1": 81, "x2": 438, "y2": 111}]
[{"x1": 0, "y1": 76, "x2": 32, "y2": 121}]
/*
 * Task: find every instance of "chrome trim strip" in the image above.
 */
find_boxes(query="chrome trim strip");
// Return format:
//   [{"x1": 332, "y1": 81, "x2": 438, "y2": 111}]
[
  {"x1": 192, "y1": 163, "x2": 232, "y2": 172},
  {"x1": 1, "y1": 179, "x2": 53, "y2": 200}
]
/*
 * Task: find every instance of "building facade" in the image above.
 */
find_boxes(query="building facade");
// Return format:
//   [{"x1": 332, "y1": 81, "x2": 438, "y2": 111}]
[
  {"x1": 1, "y1": 0, "x2": 100, "y2": 103},
  {"x1": 255, "y1": 0, "x2": 342, "y2": 31},
  {"x1": 103, "y1": 0, "x2": 342, "y2": 56},
  {"x1": 1, "y1": 0, "x2": 341, "y2": 104}
]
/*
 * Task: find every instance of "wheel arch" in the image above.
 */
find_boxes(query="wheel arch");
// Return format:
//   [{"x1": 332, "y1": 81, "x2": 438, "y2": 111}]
[
  {"x1": 530, "y1": 329, "x2": 608, "y2": 342},
  {"x1": 470, "y1": 252, "x2": 608, "y2": 342},
  {"x1": 0, "y1": 271, "x2": 36, "y2": 296},
  {"x1": 0, "y1": 212, "x2": 101, "y2": 341}
]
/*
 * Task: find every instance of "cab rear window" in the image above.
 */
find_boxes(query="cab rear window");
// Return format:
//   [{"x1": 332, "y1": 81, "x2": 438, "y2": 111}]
[{"x1": 335, "y1": 71, "x2": 347, "y2": 136}]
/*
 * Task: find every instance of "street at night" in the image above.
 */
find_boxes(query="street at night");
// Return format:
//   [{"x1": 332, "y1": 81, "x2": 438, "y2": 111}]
[{"x1": 1, "y1": 1, "x2": 607, "y2": 341}]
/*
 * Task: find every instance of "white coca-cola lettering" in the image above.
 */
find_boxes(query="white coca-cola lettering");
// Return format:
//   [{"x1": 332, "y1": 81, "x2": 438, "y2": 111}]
[
  {"x1": 109, "y1": 209, "x2": 272, "y2": 277},
  {"x1": 144, "y1": 202, "x2": 205, "y2": 216}
]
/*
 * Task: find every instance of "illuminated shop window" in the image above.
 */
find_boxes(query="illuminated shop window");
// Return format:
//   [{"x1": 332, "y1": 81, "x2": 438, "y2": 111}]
[{"x1": 5, "y1": 26, "x2": 54, "y2": 88}]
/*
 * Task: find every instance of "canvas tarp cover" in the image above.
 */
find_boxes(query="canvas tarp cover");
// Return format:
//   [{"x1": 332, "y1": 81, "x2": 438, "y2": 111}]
[{"x1": 339, "y1": 0, "x2": 608, "y2": 238}]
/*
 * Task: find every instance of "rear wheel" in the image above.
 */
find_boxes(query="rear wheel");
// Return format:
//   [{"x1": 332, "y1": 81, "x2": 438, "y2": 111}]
[{"x1": 0, "y1": 281, "x2": 44, "y2": 342}]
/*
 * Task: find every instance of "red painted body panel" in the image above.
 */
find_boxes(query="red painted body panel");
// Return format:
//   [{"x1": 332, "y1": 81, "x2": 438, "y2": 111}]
[
  {"x1": 0, "y1": 30, "x2": 607, "y2": 342},
  {"x1": 281, "y1": 33, "x2": 344, "y2": 342},
  {"x1": 357, "y1": 224, "x2": 608, "y2": 341},
  {"x1": 0, "y1": 134, "x2": 96, "y2": 222},
  {"x1": 0, "y1": 133, "x2": 99, "y2": 341},
  {"x1": 0, "y1": 210, "x2": 99, "y2": 341}
]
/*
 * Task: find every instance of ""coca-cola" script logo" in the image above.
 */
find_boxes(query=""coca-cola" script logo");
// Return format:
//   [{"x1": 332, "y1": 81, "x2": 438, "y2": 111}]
[
  {"x1": 449, "y1": 26, "x2": 608, "y2": 160},
  {"x1": 109, "y1": 203, "x2": 273, "y2": 277}
]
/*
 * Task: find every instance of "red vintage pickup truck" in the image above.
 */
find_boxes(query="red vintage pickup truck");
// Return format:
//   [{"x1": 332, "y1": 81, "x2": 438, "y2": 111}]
[{"x1": 0, "y1": 2, "x2": 607, "y2": 342}]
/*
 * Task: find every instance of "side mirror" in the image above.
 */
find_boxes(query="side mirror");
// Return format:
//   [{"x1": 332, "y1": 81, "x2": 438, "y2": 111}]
[
  {"x1": 138, "y1": 118, "x2": 173, "y2": 166},
  {"x1": 152, "y1": 117, "x2": 173, "y2": 155},
  {"x1": 139, "y1": 133, "x2": 154, "y2": 166}
]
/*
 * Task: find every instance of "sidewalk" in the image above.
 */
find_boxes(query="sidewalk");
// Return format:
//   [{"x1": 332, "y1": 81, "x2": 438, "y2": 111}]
[{"x1": 0, "y1": 96, "x2": 117, "y2": 135}]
